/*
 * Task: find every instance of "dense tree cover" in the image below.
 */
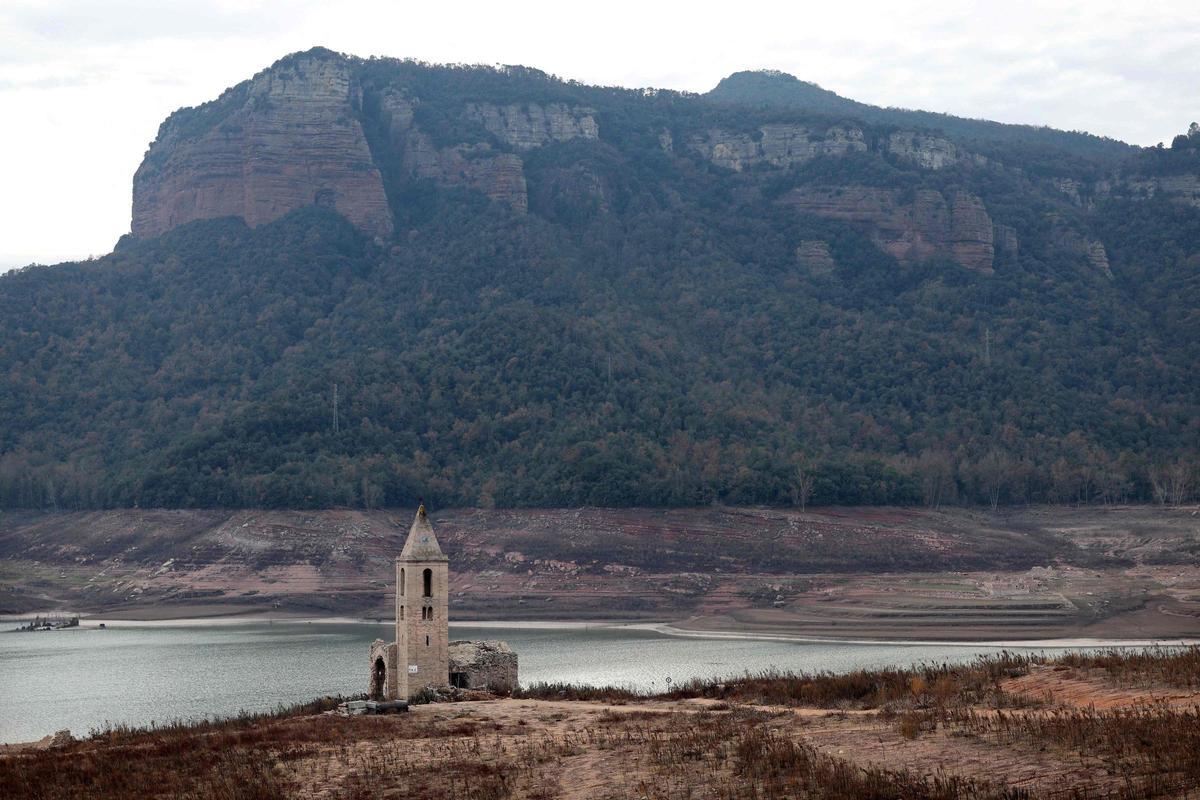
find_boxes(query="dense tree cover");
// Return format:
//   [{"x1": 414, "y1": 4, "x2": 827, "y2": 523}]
[
  {"x1": 1, "y1": 58, "x2": 1198, "y2": 511},
  {"x1": 1132, "y1": 122, "x2": 1200, "y2": 176}
]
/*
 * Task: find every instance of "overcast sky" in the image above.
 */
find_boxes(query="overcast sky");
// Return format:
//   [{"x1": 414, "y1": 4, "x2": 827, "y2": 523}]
[{"x1": 1, "y1": 0, "x2": 1196, "y2": 271}]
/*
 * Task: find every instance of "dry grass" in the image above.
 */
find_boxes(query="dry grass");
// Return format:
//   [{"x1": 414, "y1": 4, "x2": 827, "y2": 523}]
[
  {"x1": 935, "y1": 704, "x2": 1200, "y2": 799},
  {"x1": 528, "y1": 647, "x2": 1200, "y2": 710},
  {"x1": 587, "y1": 707, "x2": 1017, "y2": 799},
  {"x1": 3, "y1": 648, "x2": 1199, "y2": 799},
  {"x1": 0, "y1": 696, "x2": 490, "y2": 800},
  {"x1": 1048, "y1": 646, "x2": 1200, "y2": 688}
]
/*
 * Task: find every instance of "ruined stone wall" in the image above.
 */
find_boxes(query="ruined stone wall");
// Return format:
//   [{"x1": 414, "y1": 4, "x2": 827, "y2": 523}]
[
  {"x1": 368, "y1": 639, "x2": 399, "y2": 700},
  {"x1": 449, "y1": 640, "x2": 518, "y2": 693}
]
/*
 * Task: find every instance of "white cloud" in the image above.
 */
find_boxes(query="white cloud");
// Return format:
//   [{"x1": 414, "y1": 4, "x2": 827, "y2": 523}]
[{"x1": 1, "y1": 0, "x2": 1196, "y2": 270}]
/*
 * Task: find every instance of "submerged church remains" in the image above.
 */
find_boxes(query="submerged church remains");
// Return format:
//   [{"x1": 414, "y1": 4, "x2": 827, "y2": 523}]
[{"x1": 369, "y1": 505, "x2": 518, "y2": 699}]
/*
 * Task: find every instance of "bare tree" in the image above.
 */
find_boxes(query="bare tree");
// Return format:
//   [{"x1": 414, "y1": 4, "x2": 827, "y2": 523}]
[
  {"x1": 1168, "y1": 460, "x2": 1192, "y2": 505},
  {"x1": 792, "y1": 456, "x2": 816, "y2": 511},
  {"x1": 360, "y1": 477, "x2": 383, "y2": 509},
  {"x1": 917, "y1": 450, "x2": 954, "y2": 509},
  {"x1": 978, "y1": 449, "x2": 1012, "y2": 511},
  {"x1": 1150, "y1": 464, "x2": 1169, "y2": 505}
]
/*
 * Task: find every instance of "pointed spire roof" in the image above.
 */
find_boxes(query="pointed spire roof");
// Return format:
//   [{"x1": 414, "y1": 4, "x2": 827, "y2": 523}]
[{"x1": 399, "y1": 504, "x2": 447, "y2": 562}]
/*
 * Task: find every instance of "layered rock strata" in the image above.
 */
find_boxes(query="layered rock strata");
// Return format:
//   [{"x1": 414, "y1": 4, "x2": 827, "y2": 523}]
[
  {"x1": 132, "y1": 53, "x2": 392, "y2": 238},
  {"x1": 1121, "y1": 174, "x2": 1200, "y2": 207},
  {"x1": 782, "y1": 186, "x2": 995, "y2": 272},
  {"x1": 688, "y1": 125, "x2": 867, "y2": 171},
  {"x1": 993, "y1": 224, "x2": 1020, "y2": 260},
  {"x1": 1042, "y1": 214, "x2": 1112, "y2": 277},
  {"x1": 464, "y1": 102, "x2": 599, "y2": 150},
  {"x1": 886, "y1": 132, "x2": 959, "y2": 169},
  {"x1": 795, "y1": 240, "x2": 836, "y2": 273},
  {"x1": 379, "y1": 91, "x2": 528, "y2": 211}
]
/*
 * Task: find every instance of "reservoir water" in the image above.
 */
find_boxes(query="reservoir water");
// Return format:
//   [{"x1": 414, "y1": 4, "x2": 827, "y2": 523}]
[{"x1": 0, "y1": 619, "x2": 1177, "y2": 743}]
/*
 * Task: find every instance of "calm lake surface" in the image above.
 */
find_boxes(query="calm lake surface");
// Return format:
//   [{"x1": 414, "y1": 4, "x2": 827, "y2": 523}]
[{"x1": 0, "y1": 620, "x2": 1172, "y2": 743}]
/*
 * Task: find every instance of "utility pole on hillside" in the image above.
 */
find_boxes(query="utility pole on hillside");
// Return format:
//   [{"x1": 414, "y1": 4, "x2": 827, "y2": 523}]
[{"x1": 333, "y1": 383, "x2": 339, "y2": 434}]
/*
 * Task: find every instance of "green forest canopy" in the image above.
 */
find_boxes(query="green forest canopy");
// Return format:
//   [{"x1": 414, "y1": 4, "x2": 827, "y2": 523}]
[{"x1": 1, "y1": 56, "x2": 1198, "y2": 510}]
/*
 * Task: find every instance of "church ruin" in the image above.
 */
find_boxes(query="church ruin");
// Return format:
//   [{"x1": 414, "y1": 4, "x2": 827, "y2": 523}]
[{"x1": 370, "y1": 505, "x2": 517, "y2": 699}]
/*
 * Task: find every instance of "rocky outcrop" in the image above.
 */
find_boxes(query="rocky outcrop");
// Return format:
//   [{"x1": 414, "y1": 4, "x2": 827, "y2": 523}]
[
  {"x1": 133, "y1": 51, "x2": 392, "y2": 238},
  {"x1": 658, "y1": 128, "x2": 674, "y2": 153},
  {"x1": 464, "y1": 102, "x2": 599, "y2": 150},
  {"x1": 1046, "y1": 215, "x2": 1112, "y2": 277},
  {"x1": 407, "y1": 136, "x2": 528, "y2": 211},
  {"x1": 379, "y1": 91, "x2": 528, "y2": 211},
  {"x1": 948, "y1": 193, "x2": 994, "y2": 271},
  {"x1": 782, "y1": 186, "x2": 994, "y2": 272},
  {"x1": 527, "y1": 164, "x2": 609, "y2": 220},
  {"x1": 688, "y1": 125, "x2": 866, "y2": 171},
  {"x1": 1051, "y1": 177, "x2": 1086, "y2": 206},
  {"x1": 1155, "y1": 174, "x2": 1200, "y2": 206},
  {"x1": 692, "y1": 126, "x2": 965, "y2": 172},
  {"x1": 795, "y1": 240, "x2": 836, "y2": 273},
  {"x1": 993, "y1": 223, "x2": 1019, "y2": 260},
  {"x1": 1120, "y1": 174, "x2": 1200, "y2": 207},
  {"x1": 1086, "y1": 241, "x2": 1112, "y2": 277},
  {"x1": 886, "y1": 132, "x2": 958, "y2": 169}
]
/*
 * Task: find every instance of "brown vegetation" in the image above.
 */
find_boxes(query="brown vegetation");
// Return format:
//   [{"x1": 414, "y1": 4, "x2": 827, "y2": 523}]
[{"x1": 4, "y1": 648, "x2": 1198, "y2": 799}]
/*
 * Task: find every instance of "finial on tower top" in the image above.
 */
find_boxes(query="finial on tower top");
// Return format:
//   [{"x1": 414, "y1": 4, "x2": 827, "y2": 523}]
[{"x1": 417, "y1": 501, "x2": 427, "y2": 520}]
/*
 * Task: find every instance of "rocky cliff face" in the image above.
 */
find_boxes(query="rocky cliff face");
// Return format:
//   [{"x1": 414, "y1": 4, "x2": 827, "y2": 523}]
[
  {"x1": 378, "y1": 91, "x2": 528, "y2": 211},
  {"x1": 688, "y1": 124, "x2": 866, "y2": 171},
  {"x1": 689, "y1": 126, "x2": 969, "y2": 172},
  {"x1": 1120, "y1": 174, "x2": 1200, "y2": 207},
  {"x1": 948, "y1": 193, "x2": 995, "y2": 271},
  {"x1": 128, "y1": 48, "x2": 1139, "y2": 279},
  {"x1": 781, "y1": 186, "x2": 995, "y2": 273},
  {"x1": 133, "y1": 55, "x2": 606, "y2": 234},
  {"x1": 464, "y1": 102, "x2": 599, "y2": 150},
  {"x1": 795, "y1": 240, "x2": 836, "y2": 273},
  {"x1": 133, "y1": 52, "x2": 393, "y2": 238},
  {"x1": 1046, "y1": 215, "x2": 1113, "y2": 277},
  {"x1": 993, "y1": 223, "x2": 1020, "y2": 261},
  {"x1": 886, "y1": 132, "x2": 959, "y2": 169},
  {"x1": 374, "y1": 96, "x2": 604, "y2": 213}
]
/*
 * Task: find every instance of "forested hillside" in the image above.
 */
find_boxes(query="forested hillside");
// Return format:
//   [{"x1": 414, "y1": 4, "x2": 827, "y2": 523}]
[{"x1": 1, "y1": 48, "x2": 1198, "y2": 510}]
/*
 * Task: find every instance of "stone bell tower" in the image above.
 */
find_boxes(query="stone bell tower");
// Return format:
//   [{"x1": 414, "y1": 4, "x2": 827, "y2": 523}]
[{"x1": 395, "y1": 504, "x2": 449, "y2": 699}]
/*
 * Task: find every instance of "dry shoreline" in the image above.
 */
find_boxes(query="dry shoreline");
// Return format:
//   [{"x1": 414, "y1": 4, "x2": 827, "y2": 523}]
[
  {"x1": 5, "y1": 651, "x2": 1200, "y2": 797},
  {"x1": 5, "y1": 506, "x2": 1199, "y2": 645},
  {"x1": 6, "y1": 609, "x2": 1195, "y2": 648}
]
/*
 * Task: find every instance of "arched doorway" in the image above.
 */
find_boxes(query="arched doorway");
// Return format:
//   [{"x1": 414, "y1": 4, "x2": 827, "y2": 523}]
[{"x1": 371, "y1": 656, "x2": 387, "y2": 699}]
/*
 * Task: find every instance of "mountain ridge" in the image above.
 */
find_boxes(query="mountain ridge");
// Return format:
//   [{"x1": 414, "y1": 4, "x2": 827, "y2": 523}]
[
  {"x1": 2, "y1": 47, "x2": 1198, "y2": 511},
  {"x1": 127, "y1": 47, "x2": 1186, "y2": 247},
  {"x1": 705, "y1": 69, "x2": 1135, "y2": 160}
]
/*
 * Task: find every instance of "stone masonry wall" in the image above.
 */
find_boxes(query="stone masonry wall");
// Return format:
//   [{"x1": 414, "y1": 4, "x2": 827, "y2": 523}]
[{"x1": 449, "y1": 640, "x2": 518, "y2": 693}]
